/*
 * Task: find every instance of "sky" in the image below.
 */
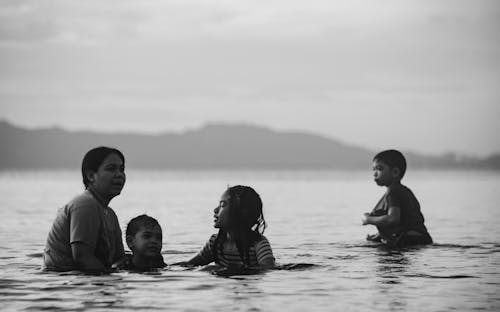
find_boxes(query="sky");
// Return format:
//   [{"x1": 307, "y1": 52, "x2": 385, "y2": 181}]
[{"x1": 1, "y1": 0, "x2": 499, "y2": 157}]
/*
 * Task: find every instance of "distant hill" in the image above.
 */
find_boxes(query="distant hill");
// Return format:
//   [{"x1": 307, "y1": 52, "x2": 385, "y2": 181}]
[{"x1": 0, "y1": 120, "x2": 498, "y2": 170}]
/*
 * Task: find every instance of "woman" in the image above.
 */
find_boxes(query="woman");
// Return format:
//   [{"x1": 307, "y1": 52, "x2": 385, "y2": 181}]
[{"x1": 43, "y1": 146, "x2": 126, "y2": 272}]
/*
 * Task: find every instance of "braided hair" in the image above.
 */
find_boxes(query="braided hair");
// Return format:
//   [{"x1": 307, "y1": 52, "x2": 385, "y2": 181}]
[{"x1": 214, "y1": 185, "x2": 267, "y2": 267}]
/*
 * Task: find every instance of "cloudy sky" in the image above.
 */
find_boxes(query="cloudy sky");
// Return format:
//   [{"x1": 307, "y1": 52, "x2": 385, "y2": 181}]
[{"x1": 1, "y1": 0, "x2": 499, "y2": 156}]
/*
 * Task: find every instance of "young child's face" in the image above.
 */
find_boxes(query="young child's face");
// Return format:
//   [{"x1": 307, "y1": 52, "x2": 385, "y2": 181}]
[
  {"x1": 213, "y1": 190, "x2": 232, "y2": 229},
  {"x1": 128, "y1": 225, "x2": 163, "y2": 259},
  {"x1": 372, "y1": 159, "x2": 398, "y2": 186}
]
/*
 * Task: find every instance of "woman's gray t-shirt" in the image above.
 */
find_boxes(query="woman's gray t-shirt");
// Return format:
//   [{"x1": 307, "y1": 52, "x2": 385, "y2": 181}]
[{"x1": 43, "y1": 190, "x2": 124, "y2": 271}]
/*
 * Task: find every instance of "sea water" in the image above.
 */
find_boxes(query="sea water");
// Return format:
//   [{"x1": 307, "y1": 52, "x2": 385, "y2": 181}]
[{"x1": 0, "y1": 170, "x2": 499, "y2": 311}]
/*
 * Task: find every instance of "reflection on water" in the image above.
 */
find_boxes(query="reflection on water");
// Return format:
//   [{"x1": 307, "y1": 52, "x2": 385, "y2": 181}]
[
  {"x1": 373, "y1": 249, "x2": 411, "y2": 310},
  {"x1": 375, "y1": 249, "x2": 410, "y2": 284},
  {"x1": 1, "y1": 170, "x2": 500, "y2": 311},
  {"x1": 1, "y1": 244, "x2": 499, "y2": 311}
]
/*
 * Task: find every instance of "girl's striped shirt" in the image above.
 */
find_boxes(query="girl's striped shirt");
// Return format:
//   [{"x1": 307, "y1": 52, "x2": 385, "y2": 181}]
[{"x1": 195, "y1": 234, "x2": 274, "y2": 267}]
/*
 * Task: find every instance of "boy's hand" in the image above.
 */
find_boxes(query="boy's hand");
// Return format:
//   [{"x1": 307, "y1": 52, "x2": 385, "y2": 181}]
[
  {"x1": 361, "y1": 213, "x2": 370, "y2": 225},
  {"x1": 366, "y1": 233, "x2": 382, "y2": 242}
]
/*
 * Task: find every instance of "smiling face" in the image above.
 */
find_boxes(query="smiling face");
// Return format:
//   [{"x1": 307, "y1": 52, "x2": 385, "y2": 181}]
[
  {"x1": 213, "y1": 190, "x2": 232, "y2": 230},
  {"x1": 127, "y1": 225, "x2": 163, "y2": 259},
  {"x1": 372, "y1": 159, "x2": 400, "y2": 186},
  {"x1": 87, "y1": 153, "x2": 126, "y2": 200}
]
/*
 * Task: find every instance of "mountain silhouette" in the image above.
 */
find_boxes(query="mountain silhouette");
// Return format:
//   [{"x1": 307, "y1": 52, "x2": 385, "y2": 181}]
[{"x1": 0, "y1": 120, "x2": 497, "y2": 170}]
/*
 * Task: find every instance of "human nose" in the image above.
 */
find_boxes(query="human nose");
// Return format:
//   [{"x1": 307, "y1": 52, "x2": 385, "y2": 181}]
[
  {"x1": 114, "y1": 169, "x2": 126, "y2": 181},
  {"x1": 214, "y1": 206, "x2": 220, "y2": 214},
  {"x1": 147, "y1": 234, "x2": 160, "y2": 244}
]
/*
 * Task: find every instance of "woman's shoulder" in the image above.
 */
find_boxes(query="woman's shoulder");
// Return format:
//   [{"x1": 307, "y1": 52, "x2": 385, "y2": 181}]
[
  {"x1": 65, "y1": 191, "x2": 99, "y2": 212},
  {"x1": 68, "y1": 190, "x2": 94, "y2": 203}
]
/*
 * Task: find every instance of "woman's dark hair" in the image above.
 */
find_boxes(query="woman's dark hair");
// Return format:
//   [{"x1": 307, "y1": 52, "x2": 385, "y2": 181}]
[
  {"x1": 126, "y1": 214, "x2": 162, "y2": 237},
  {"x1": 215, "y1": 185, "x2": 267, "y2": 267},
  {"x1": 81, "y1": 146, "x2": 125, "y2": 188}
]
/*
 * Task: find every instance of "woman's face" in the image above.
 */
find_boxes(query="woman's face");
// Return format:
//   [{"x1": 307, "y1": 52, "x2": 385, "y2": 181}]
[
  {"x1": 213, "y1": 190, "x2": 232, "y2": 229},
  {"x1": 88, "y1": 153, "x2": 126, "y2": 200}
]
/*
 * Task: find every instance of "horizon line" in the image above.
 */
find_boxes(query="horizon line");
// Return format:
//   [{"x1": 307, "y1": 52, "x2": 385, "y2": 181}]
[{"x1": 2, "y1": 118, "x2": 499, "y2": 159}]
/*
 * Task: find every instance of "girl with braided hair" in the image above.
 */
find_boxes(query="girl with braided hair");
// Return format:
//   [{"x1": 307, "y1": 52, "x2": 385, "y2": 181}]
[{"x1": 181, "y1": 185, "x2": 275, "y2": 270}]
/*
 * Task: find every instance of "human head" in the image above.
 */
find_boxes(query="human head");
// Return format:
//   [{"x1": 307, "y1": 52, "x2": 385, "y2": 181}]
[
  {"x1": 81, "y1": 146, "x2": 125, "y2": 188},
  {"x1": 214, "y1": 185, "x2": 266, "y2": 234},
  {"x1": 372, "y1": 150, "x2": 407, "y2": 186},
  {"x1": 373, "y1": 149, "x2": 407, "y2": 178},
  {"x1": 126, "y1": 214, "x2": 163, "y2": 258}
]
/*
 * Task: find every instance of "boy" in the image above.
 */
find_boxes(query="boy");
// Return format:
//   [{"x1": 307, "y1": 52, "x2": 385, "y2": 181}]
[
  {"x1": 118, "y1": 214, "x2": 166, "y2": 271},
  {"x1": 362, "y1": 150, "x2": 432, "y2": 247}
]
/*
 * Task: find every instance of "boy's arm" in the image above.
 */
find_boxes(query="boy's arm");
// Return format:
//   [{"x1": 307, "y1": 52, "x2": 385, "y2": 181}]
[{"x1": 362, "y1": 206, "x2": 401, "y2": 227}]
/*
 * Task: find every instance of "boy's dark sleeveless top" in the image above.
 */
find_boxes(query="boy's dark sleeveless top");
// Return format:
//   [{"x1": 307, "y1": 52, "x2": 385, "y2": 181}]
[
  {"x1": 119, "y1": 253, "x2": 166, "y2": 271},
  {"x1": 370, "y1": 183, "x2": 430, "y2": 240}
]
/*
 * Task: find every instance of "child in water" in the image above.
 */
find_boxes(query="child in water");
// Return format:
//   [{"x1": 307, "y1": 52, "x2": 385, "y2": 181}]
[
  {"x1": 362, "y1": 150, "x2": 433, "y2": 247},
  {"x1": 119, "y1": 214, "x2": 166, "y2": 271},
  {"x1": 181, "y1": 185, "x2": 275, "y2": 270}
]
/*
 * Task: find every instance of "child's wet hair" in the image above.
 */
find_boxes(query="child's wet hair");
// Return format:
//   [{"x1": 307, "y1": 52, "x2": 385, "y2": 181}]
[
  {"x1": 227, "y1": 185, "x2": 266, "y2": 234},
  {"x1": 215, "y1": 185, "x2": 267, "y2": 267},
  {"x1": 373, "y1": 149, "x2": 407, "y2": 178},
  {"x1": 126, "y1": 214, "x2": 162, "y2": 237}
]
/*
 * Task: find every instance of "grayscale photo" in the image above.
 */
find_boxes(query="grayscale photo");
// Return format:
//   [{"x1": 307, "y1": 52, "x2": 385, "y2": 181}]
[{"x1": 1, "y1": 0, "x2": 499, "y2": 311}]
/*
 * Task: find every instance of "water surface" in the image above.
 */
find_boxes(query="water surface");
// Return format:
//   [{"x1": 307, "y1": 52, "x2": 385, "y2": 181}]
[{"x1": 1, "y1": 170, "x2": 499, "y2": 311}]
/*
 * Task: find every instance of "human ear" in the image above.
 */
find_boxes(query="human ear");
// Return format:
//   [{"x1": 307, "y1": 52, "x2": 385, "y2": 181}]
[
  {"x1": 85, "y1": 171, "x2": 96, "y2": 184},
  {"x1": 126, "y1": 235, "x2": 135, "y2": 249},
  {"x1": 391, "y1": 167, "x2": 401, "y2": 178}
]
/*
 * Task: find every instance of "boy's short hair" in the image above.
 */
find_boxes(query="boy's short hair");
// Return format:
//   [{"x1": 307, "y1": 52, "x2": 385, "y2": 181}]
[
  {"x1": 373, "y1": 149, "x2": 407, "y2": 179},
  {"x1": 126, "y1": 214, "x2": 162, "y2": 237}
]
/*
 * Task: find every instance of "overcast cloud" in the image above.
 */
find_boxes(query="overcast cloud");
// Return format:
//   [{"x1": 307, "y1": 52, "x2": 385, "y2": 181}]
[{"x1": 1, "y1": 0, "x2": 499, "y2": 156}]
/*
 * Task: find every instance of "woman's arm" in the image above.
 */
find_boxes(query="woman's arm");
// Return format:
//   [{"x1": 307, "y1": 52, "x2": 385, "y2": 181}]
[
  {"x1": 113, "y1": 218, "x2": 126, "y2": 264},
  {"x1": 71, "y1": 242, "x2": 106, "y2": 272}
]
